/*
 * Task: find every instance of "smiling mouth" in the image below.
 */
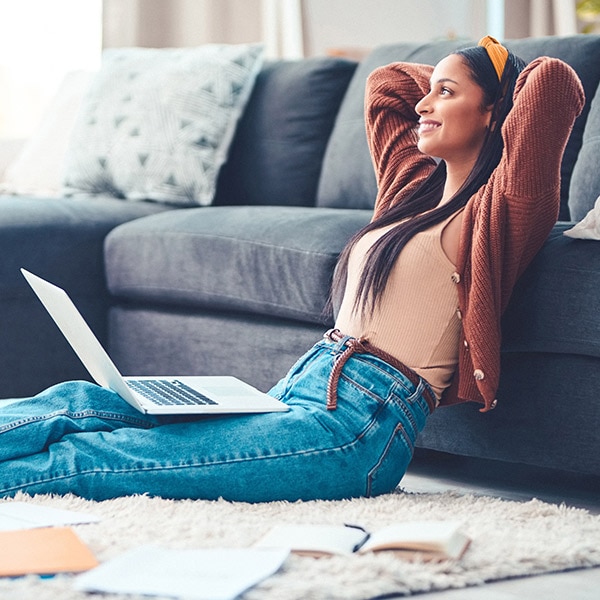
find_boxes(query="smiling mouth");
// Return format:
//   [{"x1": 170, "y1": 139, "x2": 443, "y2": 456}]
[{"x1": 418, "y1": 121, "x2": 441, "y2": 135}]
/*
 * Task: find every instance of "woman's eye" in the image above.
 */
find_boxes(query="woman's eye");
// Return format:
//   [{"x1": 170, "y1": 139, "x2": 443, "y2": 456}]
[{"x1": 440, "y1": 87, "x2": 452, "y2": 96}]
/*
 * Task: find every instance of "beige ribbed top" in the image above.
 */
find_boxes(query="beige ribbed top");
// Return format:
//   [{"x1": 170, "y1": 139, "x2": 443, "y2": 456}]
[{"x1": 335, "y1": 210, "x2": 464, "y2": 398}]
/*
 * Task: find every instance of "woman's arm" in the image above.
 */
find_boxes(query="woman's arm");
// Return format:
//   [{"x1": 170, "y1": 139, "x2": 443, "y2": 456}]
[
  {"x1": 495, "y1": 57, "x2": 585, "y2": 283},
  {"x1": 365, "y1": 62, "x2": 437, "y2": 218},
  {"x1": 502, "y1": 57, "x2": 585, "y2": 202}
]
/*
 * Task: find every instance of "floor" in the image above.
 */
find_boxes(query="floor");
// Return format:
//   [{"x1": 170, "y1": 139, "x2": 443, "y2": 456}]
[{"x1": 400, "y1": 449, "x2": 600, "y2": 599}]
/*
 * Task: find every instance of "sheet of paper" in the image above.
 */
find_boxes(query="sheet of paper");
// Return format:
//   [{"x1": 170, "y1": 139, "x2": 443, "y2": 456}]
[
  {"x1": 0, "y1": 501, "x2": 100, "y2": 531},
  {"x1": 75, "y1": 545, "x2": 289, "y2": 600}
]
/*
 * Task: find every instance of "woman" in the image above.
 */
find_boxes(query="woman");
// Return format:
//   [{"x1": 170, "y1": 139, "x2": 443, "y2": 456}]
[{"x1": 0, "y1": 38, "x2": 584, "y2": 502}]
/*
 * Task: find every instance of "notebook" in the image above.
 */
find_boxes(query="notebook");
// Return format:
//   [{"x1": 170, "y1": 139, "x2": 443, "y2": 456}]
[{"x1": 21, "y1": 269, "x2": 289, "y2": 415}]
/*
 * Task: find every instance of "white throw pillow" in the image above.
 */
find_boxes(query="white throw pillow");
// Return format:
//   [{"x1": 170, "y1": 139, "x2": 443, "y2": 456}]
[
  {"x1": 62, "y1": 44, "x2": 264, "y2": 206},
  {"x1": 563, "y1": 195, "x2": 600, "y2": 240}
]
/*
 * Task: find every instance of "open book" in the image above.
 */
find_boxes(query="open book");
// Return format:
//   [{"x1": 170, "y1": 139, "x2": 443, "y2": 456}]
[{"x1": 255, "y1": 520, "x2": 470, "y2": 561}]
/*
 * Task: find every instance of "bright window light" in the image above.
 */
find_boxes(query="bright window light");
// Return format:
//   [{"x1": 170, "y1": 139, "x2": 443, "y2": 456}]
[{"x1": 0, "y1": 0, "x2": 102, "y2": 138}]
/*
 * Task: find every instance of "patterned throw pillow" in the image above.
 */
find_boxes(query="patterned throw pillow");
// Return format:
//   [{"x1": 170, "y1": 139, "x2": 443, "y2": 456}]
[{"x1": 62, "y1": 44, "x2": 264, "y2": 206}]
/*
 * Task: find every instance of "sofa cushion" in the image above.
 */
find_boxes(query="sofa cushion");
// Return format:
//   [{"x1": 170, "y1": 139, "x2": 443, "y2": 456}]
[
  {"x1": 419, "y1": 352, "x2": 600, "y2": 475},
  {"x1": 506, "y1": 35, "x2": 600, "y2": 221},
  {"x1": 213, "y1": 57, "x2": 356, "y2": 208},
  {"x1": 317, "y1": 35, "x2": 600, "y2": 221},
  {"x1": 105, "y1": 206, "x2": 371, "y2": 324},
  {"x1": 569, "y1": 76, "x2": 600, "y2": 220},
  {"x1": 501, "y1": 223, "x2": 600, "y2": 359},
  {"x1": 316, "y1": 40, "x2": 460, "y2": 212},
  {"x1": 108, "y1": 307, "x2": 326, "y2": 393},
  {"x1": 62, "y1": 44, "x2": 264, "y2": 207},
  {"x1": 0, "y1": 195, "x2": 168, "y2": 298}
]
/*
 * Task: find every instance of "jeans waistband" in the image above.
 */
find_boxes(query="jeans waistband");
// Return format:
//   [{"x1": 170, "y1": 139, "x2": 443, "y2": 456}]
[{"x1": 323, "y1": 328, "x2": 437, "y2": 414}]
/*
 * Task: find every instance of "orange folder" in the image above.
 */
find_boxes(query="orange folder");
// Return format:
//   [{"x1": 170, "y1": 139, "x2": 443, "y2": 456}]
[{"x1": 0, "y1": 526, "x2": 98, "y2": 576}]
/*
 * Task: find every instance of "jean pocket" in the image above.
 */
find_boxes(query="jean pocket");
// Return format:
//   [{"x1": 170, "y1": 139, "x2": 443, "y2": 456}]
[{"x1": 366, "y1": 423, "x2": 414, "y2": 497}]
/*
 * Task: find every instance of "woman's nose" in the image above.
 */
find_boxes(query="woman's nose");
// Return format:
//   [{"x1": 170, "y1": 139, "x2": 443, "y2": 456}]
[{"x1": 415, "y1": 95, "x2": 429, "y2": 116}]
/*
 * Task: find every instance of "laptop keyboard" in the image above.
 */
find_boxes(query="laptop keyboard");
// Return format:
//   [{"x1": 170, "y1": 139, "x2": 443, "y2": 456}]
[{"x1": 128, "y1": 379, "x2": 218, "y2": 406}]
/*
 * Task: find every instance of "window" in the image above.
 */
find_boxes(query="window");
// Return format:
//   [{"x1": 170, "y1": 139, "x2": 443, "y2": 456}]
[{"x1": 0, "y1": 0, "x2": 102, "y2": 138}]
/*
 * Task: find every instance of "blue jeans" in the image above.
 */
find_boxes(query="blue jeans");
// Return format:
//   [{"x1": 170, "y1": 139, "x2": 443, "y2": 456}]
[{"x1": 0, "y1": 337, "x2": 433, "y2": 502}]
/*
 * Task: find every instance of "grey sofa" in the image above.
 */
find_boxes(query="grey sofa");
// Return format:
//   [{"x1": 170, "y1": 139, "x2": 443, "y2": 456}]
[{"x1": 2, "y1": 35, "x2": 599, "y2": 478}]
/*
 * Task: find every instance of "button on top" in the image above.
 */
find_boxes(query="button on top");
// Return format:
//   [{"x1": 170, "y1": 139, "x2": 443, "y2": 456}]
[
  {"x1": 451, "y1": 272, "x2": 461, "y2": 284},
  {"x1": 456, "y1": 308, "x2": 462, "y2": 320}
]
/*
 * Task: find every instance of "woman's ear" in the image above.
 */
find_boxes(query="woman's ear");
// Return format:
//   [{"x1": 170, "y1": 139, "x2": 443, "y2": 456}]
[{"x1": 483, "y1": 104, "x2": 495, "y2": 131}]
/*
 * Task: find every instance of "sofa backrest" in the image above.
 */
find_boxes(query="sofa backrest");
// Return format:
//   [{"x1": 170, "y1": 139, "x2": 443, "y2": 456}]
[
  {"x1": 316, "y1": 35, "x2": 600, "y2": 221},
  {"x1": 569, "y1": 58, "x2": 600, "y2": 221},
  {"x1": 213, "y1": 56, "x2": 357, "y2": 208}
]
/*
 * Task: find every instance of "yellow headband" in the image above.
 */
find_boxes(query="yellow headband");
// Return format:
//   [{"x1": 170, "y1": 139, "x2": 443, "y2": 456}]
[{"x1": 478, "y1": 35, "x2": 508, "y2": 81}]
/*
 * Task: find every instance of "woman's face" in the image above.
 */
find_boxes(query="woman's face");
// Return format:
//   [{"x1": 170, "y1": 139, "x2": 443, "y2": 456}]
[{"x1": 415, "y1": 54, "x2": 492, "y2": 166}]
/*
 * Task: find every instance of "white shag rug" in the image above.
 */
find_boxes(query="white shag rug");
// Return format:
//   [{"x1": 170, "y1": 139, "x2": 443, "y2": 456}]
[{"x1": 0, "y1": 489, "x2": 599, "y2": 599}]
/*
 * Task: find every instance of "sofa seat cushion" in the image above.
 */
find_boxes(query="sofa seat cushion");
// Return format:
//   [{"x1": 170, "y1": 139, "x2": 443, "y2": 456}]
[
  {"x1": 502, "y1": 223, "x2": 600, "y2": 359},
  {"x1": 105, "y1": 205, "x2": 371, "y2": 323},
  {"x1": 0, "y1": 194, "x2": 169, "y2": 298}
]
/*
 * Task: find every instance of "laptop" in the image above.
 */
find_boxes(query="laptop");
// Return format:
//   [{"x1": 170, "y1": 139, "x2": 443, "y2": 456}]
[{"x1": 21, "y1": 269, "x2": 289, "y2": 415}]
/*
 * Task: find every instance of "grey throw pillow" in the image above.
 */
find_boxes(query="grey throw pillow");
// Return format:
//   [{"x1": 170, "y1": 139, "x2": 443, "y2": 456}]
[{"x1": 62, "y1": 44, "x2": 264, "y2": 206}]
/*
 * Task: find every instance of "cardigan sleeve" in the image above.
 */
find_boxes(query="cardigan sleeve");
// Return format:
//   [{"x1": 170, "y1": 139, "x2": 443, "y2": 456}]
[
  {"x1": 503, "y1": 57, "x2": 585, "y2": 200},
  {"x1": 365, "y1": 62, "x2": 437, "y2": 219},
  {"x1": 497, "y1": 57, "x2": 585, "y2": 284}
]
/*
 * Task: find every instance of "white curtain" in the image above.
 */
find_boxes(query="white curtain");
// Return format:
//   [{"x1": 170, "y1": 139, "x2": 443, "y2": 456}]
[
  {"x1": 103, "y1": 0, "x2": 265, "y2": 49},
  {"x1": 261, "y1": 0, "x2": 304, "y2": 58},
  {"x1": 529, "y1": 0, "x2": 578, "y2": 36}
]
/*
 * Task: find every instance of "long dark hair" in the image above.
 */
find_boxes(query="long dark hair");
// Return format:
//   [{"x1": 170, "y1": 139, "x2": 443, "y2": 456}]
[{"x1": 327, "y1": 45, "x2": 526, "y2": 320}]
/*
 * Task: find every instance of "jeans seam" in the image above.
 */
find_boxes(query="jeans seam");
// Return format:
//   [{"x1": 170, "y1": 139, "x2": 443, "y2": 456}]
[
  {"x1": 0, "y1": 410, "x2": 154, "y2": 434},
  {"x1": 366, "y1": 423, "x2": 413, "y2": 497},
  {"x1": 395, "y1": 391, "x2": 419, "y2": 434},
  {"x1": 338, "y1": 371, "x2": 388, "y2": 405}
]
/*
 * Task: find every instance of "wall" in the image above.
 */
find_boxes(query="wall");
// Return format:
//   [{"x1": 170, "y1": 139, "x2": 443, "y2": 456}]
[{"x1": 302, "y1": 0, "x2": 487, "y2": 57}]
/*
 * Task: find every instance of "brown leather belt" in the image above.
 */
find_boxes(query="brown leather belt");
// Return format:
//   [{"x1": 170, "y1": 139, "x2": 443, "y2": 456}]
[{"x1": 324, "y1": 328, "x2": 436, "y2": 413}]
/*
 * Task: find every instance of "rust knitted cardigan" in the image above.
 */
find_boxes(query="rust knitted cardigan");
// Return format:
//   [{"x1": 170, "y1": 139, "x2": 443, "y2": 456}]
[{"x1": 365, "y1": 57, "x2": 584, "y2": 412}]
